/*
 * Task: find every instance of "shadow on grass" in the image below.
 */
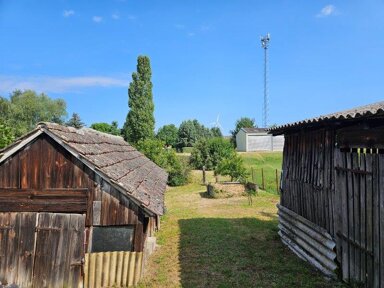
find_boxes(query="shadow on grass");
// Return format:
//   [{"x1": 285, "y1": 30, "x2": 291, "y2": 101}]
[{"x1": 178, "y1": 218, "x2": 344, "y2": 288}]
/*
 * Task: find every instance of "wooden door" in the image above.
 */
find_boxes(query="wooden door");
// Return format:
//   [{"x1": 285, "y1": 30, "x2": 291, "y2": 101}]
[
  {"x1": 32, "y1": 213, "x2": 85, "y2": 288},
  {"x1": 335, "y1": 148, "x2": 384, "y2": 287},
  {"x1": 0, "y1": 212, "x2": 37, "y2": 287}
]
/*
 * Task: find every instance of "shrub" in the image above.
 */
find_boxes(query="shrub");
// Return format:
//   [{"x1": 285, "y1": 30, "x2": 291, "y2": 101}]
[
  {"x1": 190, "y1": 137, "x2": 234, "y2": 170},
  {"x1": 136, "y1": 138, "x2": 190, "y2": 186},
  {"x1": 215, "y1": 153, "x2": 248, "y2": 182}
]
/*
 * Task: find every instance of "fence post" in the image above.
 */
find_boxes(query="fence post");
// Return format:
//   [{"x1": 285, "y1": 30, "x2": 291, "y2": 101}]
[
  {"x1": 251, "y1": 167, "x2": 255, "y2": 182},
  {"x1": 202, "y1": 166, "x2": 206, "y2": 185},
  {"x1": 275, "y1": 169, "x2": 279, "y2": 193},
  {"x1": 261, "y1": 168, "x2": 265, "y2": 190}
]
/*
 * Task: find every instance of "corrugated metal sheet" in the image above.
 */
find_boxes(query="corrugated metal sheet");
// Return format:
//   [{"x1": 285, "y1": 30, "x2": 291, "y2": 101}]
[
  {"x1": 84, "y1": 251, "x2": 143, "y2": 287},
  {"x1": 270, "y1": 101, "x2": 384, "y2": 134},
  {"x1": 277, "y1": 204, "x2": 337, "y2": 278}
]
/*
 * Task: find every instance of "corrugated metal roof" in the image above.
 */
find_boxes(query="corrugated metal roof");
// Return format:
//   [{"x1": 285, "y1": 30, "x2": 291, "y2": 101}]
[
  {"x1": 241, "y1": 127, "x2": 268, "y2": 134},
  {"x1": 270, "y1": 101, "x2": 384, "y2": 134}
]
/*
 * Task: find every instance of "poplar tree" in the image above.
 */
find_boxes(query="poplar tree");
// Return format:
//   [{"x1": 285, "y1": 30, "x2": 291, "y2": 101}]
[{"x1": 123, "y1": 56, "x2": 155, "y2": 144}]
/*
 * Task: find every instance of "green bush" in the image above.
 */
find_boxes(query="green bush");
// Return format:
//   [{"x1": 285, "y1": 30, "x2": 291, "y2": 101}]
[
  {"x1": 190, "y1": 137, "x2": 234, "y2": 170},
  {"x1": 136, "y1": 138, "x2": 190, "y2": 186},
  {"x1": 215, "y1": 154, "x2": 248, "y2": 182}
]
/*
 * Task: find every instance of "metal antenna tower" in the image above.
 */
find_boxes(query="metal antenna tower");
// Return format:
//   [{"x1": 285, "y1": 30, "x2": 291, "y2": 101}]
[{"x1": 261, "y1": 33, "x2": 270, "y2": 128}]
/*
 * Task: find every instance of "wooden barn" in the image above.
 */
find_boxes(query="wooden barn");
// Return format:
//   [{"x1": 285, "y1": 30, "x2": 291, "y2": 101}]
[
  {"x1": 271, "y1": 101, "x2": 384, "y2": 287},
  {"x1": 0, "y1": 122, "x2": 167, "y2": 288}
]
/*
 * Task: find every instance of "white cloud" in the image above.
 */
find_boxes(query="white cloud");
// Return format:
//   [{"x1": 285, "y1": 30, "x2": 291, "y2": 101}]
[
  {"x1": 92, "y1": 16, "x2": 103, "y2": 23},
  {"x1": 317, "y1": 5, "x2": 337, "y2": 17},
  {"x1": 63, "y1": 10, "x2": 75, "y2": 17},
  {"x1": 112, "y1": 13, "x2": 120, "y2": 20},
  {"x1": 0, "y1": 75, "x2": 130, "y2": 94}
]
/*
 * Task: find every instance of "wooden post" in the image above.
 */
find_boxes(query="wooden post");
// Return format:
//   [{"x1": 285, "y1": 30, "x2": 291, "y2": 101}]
[
  {"x1": 275, "y1": 169, "x2": 279, "y2": 193},
  {"x1": 251, "y1": 167, "x2": 255, "y2": 182},
  {"x1": 202, "y1": 166, "x2": 206, "y2": 185},
  {"x1": 261, "y1": 168, "x2": 265, "y2": 190}
]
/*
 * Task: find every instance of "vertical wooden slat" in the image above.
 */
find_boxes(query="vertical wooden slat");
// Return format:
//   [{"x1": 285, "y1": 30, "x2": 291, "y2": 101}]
[
  {"x1": 379, "y1": 152, "x2": 384, "y2": 288},
  {"x1": 366, "y1": 151, "x2": 374, "y2": 287},
  {"x1": 109, "y1": 251, "x2": 117, "y2": 286},
  {"x1": 95, "y1": 253, "x2": 103, "y2": 288},
  {"x1": 360, "y1": 150, "x2": 367, "y2": 284},
  {"x1": 340, "y1": 150, "x2": 349, "y2": 281},
  {"x1": 373, "y1": 151, "x2": 380, "y2": 287},
  {"x1": 352, "y1": 150, "x2": 361, "y2": 282},
  {"x1": 84, "y1": 253, "x2": 89, "y2": 288},
  {"x1": 346, "y1": 151, "x2": 355, "y2": 280},
  {"x1": 102, "y1": 252, "x2": 111, "y2": 287}
]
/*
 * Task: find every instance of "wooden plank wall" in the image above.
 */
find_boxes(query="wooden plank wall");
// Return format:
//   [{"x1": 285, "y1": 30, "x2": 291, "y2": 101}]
[
  {"x1": 0, "y1": 135, "x2": 89, "y2": 213},
  {"x1": 335, "y1": 148, "x2": 384, "y2": 287},
  {"x1": 0, "y1": 212, "x2": 36, "y2": 287},
  {"x1": 280, "y1": 129, "x2": 336, "y2": 237},
  {"x1": 0, "y1": 134, "x2": 156, "y2": 253}
]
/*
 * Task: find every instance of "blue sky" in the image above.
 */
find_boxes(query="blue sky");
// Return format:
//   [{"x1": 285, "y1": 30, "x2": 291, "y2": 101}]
[{"x1": 1, "y1": 1, "x2": 383, "y2": 134}]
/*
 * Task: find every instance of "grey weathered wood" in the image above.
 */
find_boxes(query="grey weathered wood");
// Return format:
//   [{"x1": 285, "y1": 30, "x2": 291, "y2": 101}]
[
  {"x1": 346, "y1": 151, "x2": 355, "y2": 280},
  {"x1": 93, "y1": 201, "x2": 101, "y2": 225},
  {"x1": 352, "y1": 150, "x2": 361, "y2": 282},
  {"x1": 366, "y1": 151, "x2": 374, "y2": 287},
  {"x1": 359, "y1": 151, "x2": 367, "y2": 284},
  {"x1": 379, "y1": 153, "x2": 384, "y2": 287},
  {"x1": 373, "y1": 151, "x2": 380, "y2": 288}
]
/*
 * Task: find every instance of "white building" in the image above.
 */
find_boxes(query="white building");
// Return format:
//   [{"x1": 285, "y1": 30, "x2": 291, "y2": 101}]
[{"x1": 236, "y1": 127, "x2": 284, "y2": 152}]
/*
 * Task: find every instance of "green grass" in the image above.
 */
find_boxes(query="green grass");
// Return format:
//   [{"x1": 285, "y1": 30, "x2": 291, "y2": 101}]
[
  {"x1": 239, "y1": 152, "x2": 283, "y2": 193},
  {"x1": 138, "y1": 171, "x2": 345, "y2": 288}
]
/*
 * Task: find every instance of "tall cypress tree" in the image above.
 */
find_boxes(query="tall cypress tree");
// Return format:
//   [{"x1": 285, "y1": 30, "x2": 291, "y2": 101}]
[{"x1": 123, "y1": 56, "x2": 155, "y2": 144}]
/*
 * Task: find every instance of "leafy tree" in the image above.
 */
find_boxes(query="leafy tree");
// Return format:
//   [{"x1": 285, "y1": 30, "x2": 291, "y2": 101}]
[
  {"x1": 210, "y1": 127, "x2": 223, "y2": 138},
  {"x1": 230, "y1": 117, "x2": 256, "y2": 147},
  {"x1": 190, "y1": 137, "x2": 235, "y2": 170},
  {"x1": 0, "y1": 120, "x2": 14, "y2": 149},
  {"x1": 136, "y1": 138, "x2": 190, "y2": 186},
  {"x1": 123, "y1": 56, "x2": 155, "y2": 144},
  {"x1": 2, "y1": 90, "x2": 67, "y2": 137},
  {"x1": 91, "y1": 121, "x2": 121, "y2": 136},
  {"x1": 215, "y1": 153, "x2": 248, "y2": 182},
  {"x1": 178, "y1": 119, "x2": 213, "y2": 147},
  {"x1": 66, "y1": 113, "x2": 85, "y2": 129},
  {"x1": 156, "y1": 124, "x2": 179, "y2": 147}
]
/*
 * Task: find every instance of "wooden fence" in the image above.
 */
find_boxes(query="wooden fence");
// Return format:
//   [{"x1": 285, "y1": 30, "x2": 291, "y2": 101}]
[{"x1": 84, "y1": 251, "x2": 143, "y2": 288}]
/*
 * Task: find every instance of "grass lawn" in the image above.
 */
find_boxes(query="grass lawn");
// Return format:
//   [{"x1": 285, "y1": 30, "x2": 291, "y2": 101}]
[
  {"x1": 138, "y1": 170, "x2": 345, "y2": 288},
  {"x1": 240, "y1": 152, "x2": 283, "y2": 194}
]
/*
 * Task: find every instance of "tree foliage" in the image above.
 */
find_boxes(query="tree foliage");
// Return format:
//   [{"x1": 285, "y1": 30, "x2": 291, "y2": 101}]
[
  {"x1": 0, "y1": 120, "x2": 14, "y2": 149},
  {"x1": 91, "y1": 121, "x2": 121, "y2": 136},
  {"x1": 136, "y1": 138, "x2": 190, "y2": 186},
  {"x1": 215, "y1": 153, "x2": 248, "y2": 182},
  {"x1": 210, "y1": 127, "x2": 223, "y2": 138},
  {"x1": 190, "y1": 137, "x2": 234, "y2": 170},
  {"x1": 230, "y1": 117, "x2": 256, "y2": 147},
  {"x1": 123, "y1": 56, "x2": 155, "y2": 144},
  {"x1": 178, "y1": 119, "x2": 212, "y2": 147},
  {"x1": 0, "y1": 90, "x2": 67, "y2": 137},
  {"x1": 156, "y1": 124, "x2": 178, "y2": 147},
  {"x1": 66, "y1": 113, "x2": 85, "y2": 129}
]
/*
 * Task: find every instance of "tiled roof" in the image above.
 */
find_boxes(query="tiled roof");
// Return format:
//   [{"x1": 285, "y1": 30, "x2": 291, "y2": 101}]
[{"x1": 270, "y1": 101, "x2": 384, "y2": 134}]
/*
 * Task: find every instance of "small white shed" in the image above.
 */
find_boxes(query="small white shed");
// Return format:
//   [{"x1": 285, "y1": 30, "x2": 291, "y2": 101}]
[{"x1": 236, "y1": 127, "x2": 284, "y2": 152}]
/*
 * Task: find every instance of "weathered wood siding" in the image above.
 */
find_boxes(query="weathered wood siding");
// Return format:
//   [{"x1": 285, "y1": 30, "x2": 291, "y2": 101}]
[
  {"x1": 280, "y1": 129, "x2": 336, "y2": 236},
  {"x1": 0, "y1": 136, "x2": 89, "y2": 213},
  {"x1": 280, "y1": 124, "x2": 384, "y2": 286},
  {"x1": 0, "y1": 212, "x2": 84, "y2": 288},
  {"x1": 0, "y1": 134, "x2": 155, "y2": 253}
]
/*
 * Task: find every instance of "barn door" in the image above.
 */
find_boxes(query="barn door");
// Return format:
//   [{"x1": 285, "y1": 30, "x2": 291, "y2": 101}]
[
  {"x1": 32, "y1": 213, "x2": 85, "y2": 288},
  {"x1": 0, "y1": 213, "x2": 37, "y2": 287},
  {"x1": 335, "y1": 148, "x2": 384, "y2": 287}
]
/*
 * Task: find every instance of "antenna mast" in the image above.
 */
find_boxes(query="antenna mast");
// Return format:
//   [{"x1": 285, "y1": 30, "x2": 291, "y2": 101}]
[{"x1": 261, "y1": 33, "x2": 270, "y2": 128}]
